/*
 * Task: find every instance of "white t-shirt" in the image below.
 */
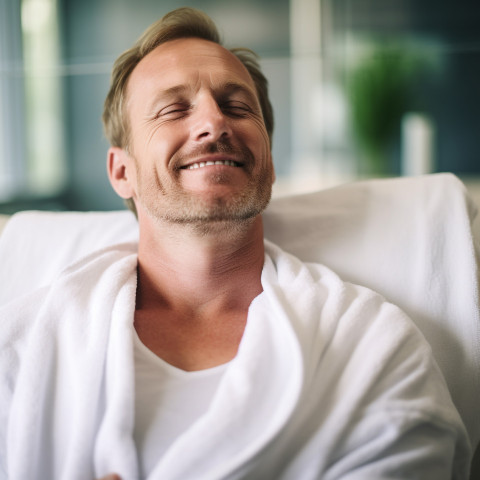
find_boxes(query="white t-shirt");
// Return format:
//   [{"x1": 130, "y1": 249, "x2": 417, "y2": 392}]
[{"x1": 132, "y1": 331, "x2": 228, "y2": 478}]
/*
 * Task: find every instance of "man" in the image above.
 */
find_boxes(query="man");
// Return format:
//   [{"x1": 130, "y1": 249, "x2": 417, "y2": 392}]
[{"x1": 0, "y1": 7, "x2": 471, "y2": 480}]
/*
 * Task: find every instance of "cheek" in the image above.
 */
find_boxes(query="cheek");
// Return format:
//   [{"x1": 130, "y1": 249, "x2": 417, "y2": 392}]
[
  {"x1": 246, "y1": 122, "x2": 271, "y2": 161},
  {"x1": 132, "y1": 125, "x2": 188, "y2": 166}
]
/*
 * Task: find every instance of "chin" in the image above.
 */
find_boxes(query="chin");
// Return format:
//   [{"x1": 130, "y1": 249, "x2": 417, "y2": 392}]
[
  {"x1": 140, "y1": 169, "x2": 274, "y2": 228},
  {"x1": 145, "y1": 186, "x2": 271, "y2": 226}
]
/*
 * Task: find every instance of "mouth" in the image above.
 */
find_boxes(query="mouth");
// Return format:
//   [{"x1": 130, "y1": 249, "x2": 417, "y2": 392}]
[{"x1": 180, "y1": 159, "x2": 243, "y2": 170}]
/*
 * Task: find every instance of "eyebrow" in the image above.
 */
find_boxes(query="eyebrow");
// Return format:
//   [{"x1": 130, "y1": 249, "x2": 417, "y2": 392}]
[{"x1": 217, "y1": 81, "x2": 258, "y2": 104}]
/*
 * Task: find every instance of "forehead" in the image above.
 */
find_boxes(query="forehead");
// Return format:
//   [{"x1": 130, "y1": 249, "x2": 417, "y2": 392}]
[{"x1": 128, "y1": 37, "x2": 256, "y2": 97}]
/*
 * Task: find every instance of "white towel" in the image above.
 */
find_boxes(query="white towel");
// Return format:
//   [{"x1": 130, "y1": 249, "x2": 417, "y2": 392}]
[
  {"x1": 264, "y1": 173, "x2": 480, "y2": 447},
  {"x1": 0, "y1": 244, "x2": 139, "y2": 479},
  {"x1": 0, "y1": 174, "x2": 478, "y2": 451},
  {"x1": 0, "y1": 210, "x2": 139, "y2": 303},
  {"x1": 0, "y1": 240, "x2": 471, "y2": 479}
]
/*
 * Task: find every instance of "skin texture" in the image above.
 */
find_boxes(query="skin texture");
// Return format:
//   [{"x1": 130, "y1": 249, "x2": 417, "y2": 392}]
[
  {"x1": 109, "y1": 37, "x2": 274, "y2": 229},
  {"x1": 107, "y1": 38, "x2": 275, "y2": 372}
]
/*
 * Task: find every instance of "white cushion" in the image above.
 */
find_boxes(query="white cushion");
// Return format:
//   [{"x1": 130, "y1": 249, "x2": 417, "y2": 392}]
[{"x1": 0, "y1": 173, "x2": 479, "y2": 449}]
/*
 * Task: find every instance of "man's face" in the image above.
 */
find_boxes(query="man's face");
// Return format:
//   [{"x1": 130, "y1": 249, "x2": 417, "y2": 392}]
[{"x1": 124, "y1": 37, "x2": 274, "y2": 227}]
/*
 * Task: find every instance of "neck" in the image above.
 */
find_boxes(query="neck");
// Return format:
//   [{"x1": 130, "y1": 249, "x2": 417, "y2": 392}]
[{"x1": 136, "y1": 213, "x2": 265, "y2": 315}]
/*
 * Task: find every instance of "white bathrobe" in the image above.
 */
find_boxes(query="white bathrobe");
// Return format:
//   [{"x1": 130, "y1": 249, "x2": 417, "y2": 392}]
[{"x1": 0, "y1": 241, "x2": 471, "y2": 479}]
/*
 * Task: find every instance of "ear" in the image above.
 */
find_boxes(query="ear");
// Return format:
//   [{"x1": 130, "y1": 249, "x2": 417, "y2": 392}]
[{"x1": 107, "y1": 147, "x2": 136, "y2": 199}]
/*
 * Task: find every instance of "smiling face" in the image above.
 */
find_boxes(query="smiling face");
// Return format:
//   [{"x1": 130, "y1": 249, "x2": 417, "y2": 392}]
[{"x1": 109, "y1": 37, "x2": 274, "y2": 229}]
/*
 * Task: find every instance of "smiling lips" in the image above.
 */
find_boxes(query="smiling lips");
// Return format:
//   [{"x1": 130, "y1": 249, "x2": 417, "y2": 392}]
[{"x1": 181, "y1": 159, "x2": 242, "y2": 170}]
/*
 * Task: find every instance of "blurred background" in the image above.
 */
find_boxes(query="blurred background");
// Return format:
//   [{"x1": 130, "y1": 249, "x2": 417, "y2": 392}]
[{"x1": 1, "y1": 0, "x2": 480, "y2": 213}]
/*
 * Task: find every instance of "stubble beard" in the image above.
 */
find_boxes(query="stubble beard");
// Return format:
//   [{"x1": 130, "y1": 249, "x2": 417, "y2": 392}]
[{"x1": 135, "y1": 142, "x2": 273, "y2": 234}]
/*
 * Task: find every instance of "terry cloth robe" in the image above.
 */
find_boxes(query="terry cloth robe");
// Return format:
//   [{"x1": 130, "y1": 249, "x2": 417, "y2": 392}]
[{"x1": 0, "y1": 240, "x2": 471, "y2": 480}]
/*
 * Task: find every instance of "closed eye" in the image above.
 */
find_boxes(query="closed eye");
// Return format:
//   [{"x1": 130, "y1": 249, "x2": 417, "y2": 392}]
[
  {"x1": 157, "y1": 103, "x2": 190, "y2": 119},
  {"x1": 221, "y1": 101, "x2": 252, "y2": 116}
]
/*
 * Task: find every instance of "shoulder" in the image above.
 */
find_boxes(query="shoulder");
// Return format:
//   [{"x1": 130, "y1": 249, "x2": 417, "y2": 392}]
[
  {"x1": 0, "y1": 243, "x2": 138, "y2": 400},
  {"x1": 263, "y1": 238, "x2": 410, "y2": 333},
  {"x1": 262, "y1": 241, "x2": 470, "y2": 476},
  {"x1": 262, "y1": 239, "x2": 451, "y2": 414},
  {"x1": 58, "y1": 242, "x2": 138, "y2": 281},
  {"x1": 3, "y1": 242, "x2": 137, "y2": 305},
  {"x1": 0, "y1": 243, "x2": 138, "y2": 349}
]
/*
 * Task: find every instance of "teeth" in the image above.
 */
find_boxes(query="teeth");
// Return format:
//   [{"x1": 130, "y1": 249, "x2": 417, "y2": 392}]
[{"x1": 186, "y1": 160, "x2": 238, "y2": 170}]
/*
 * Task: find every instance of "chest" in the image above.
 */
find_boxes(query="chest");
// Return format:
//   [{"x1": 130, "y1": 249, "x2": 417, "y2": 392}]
[{"x1": 134, "y1": 307, "x2": 247, "y2": 371}]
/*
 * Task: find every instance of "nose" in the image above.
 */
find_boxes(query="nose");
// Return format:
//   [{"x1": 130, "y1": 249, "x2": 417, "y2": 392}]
[{"x1": 192, "y1": 94, "x2": 232, "y2": 143}]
